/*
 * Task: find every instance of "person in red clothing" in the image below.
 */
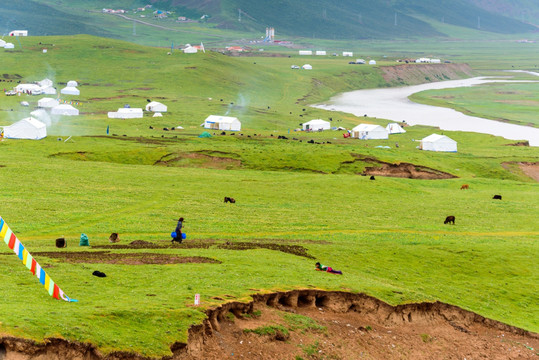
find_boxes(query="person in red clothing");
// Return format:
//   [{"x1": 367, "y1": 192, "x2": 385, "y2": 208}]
[{"x1": 315, "y1": 262, "x2": 342, "y2": 275}]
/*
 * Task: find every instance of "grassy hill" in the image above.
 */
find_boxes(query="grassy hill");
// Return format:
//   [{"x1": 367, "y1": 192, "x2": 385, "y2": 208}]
[
  {"x1": 0, "y1": 35, "x2": 537, "y2": 357},
  {"x1": 1, "y1": 0, "x2": 536, "y2": 43}
]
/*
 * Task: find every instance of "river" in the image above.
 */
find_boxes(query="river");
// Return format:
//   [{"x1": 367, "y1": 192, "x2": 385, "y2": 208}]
[{"x1": 314, "y1": 76, "x2": 539, "y2": 146}]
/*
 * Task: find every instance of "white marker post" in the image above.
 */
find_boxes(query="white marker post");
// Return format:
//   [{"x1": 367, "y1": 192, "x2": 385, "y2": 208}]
[{"x1": 194, "y1": 293, "x2": 200, "y2": 306}]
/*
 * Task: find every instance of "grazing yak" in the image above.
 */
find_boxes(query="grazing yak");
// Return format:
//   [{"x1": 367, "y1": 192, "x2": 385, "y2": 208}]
[
  {"x1": 370, "y1": 176, "x2": 376, "y2": 180},
  {"x1": 460, "y1": 184, "x2": 469, "y2": 190},
  {"x1": 493, "y1": 195, "x2": 502, "y2": 200},
  {"x1": 444, "y1": 216, "x2": 455, "y2": 225},
  {"x1": 224, "y1": 197, "x2": 236, "y2": 203}
]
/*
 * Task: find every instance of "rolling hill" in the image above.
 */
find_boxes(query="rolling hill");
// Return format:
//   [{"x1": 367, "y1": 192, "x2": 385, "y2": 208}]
[{"x1": 1, "y1": 0, "x2": 537, "y2": 41}]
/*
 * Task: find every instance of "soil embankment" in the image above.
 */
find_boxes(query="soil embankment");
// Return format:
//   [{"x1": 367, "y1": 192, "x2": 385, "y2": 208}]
[
  {"x1": 1, "y1": 290, "x2": 537, "y2": 359},
  {"x1": 380, "y1": 63, "x2": 475, "y2": 86}
]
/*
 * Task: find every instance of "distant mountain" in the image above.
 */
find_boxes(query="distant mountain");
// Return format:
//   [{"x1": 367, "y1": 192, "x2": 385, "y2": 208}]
[
  {"x1": 1, "y1": 0, "x2": 536, "y2": 40},
  {"x1": 467, "y1": 0, "x2": 539, "y2": 26}
]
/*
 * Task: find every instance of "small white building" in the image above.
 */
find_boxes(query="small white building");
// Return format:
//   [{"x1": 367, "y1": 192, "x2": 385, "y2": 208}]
[
  {"x1": 303, "y1": 119, "x2": 330, "y2": 132},
  {"x1": 9, "y1": 30, "x2": 28, "y2": 36},
  {"x1": 386, "y1": 123, "x2": 406, "y2": 134},
  {"x1": 61, "y1": 86, "x2": 80, "y2": 95},
  {"x1": 15, "y1": 84, "x2": 42, "y2": 95},
  {"x1": 51, "y1": 104, "x2": 79, "y2": 116},
  {"x1": 299, "y1": 50, "x2": 313, "y2": 55},
  {"x1": 315, "y1": 50, "x2": 326, "y2": 56},
  {"x1": 342, "y1": 52, "x2": 353, "y2": 57},
  {"x1": 38, "y1": 97, "x2": 60, "y2": 108},
  {"x1": 2, "y1": 117, "x2": 46, "y2": 140},
  {"x1": 302, "y1": 64, "x2": 312, "y2": 70},
  {"x1": 108, "y1": 108, "x2": 143, "y2": 119},
  {"x1": 204, "y1": 115, "x2": 241, "y2": 131},
  {"x1": 145, "y1": 101, "x2": 167, "y2": 112},
  {"x1": 419, "y1": 134, "x2": 457, "y2": 152},
  {"x1": 351, "y1": 124, "x2": 388, "y2": 139}
]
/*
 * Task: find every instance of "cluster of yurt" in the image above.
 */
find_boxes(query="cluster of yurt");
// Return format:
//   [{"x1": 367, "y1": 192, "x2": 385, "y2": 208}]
[{"x1": 13, "y1": 78, "x2": 57, "y2": 96}]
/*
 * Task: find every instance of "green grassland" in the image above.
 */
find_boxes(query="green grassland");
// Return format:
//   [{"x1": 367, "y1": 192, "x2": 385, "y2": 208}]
[
  {"x1": 410, "y1": 82, "x2": 539, "y2": 128},
  {"x1": 0, "y1": 35, "x2": 538, "y2": 357}
]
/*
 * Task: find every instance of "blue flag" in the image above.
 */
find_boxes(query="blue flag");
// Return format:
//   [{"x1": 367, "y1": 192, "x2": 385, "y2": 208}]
[{"x1": 106, "y1": 125, "x2": 109, "y2": 135}]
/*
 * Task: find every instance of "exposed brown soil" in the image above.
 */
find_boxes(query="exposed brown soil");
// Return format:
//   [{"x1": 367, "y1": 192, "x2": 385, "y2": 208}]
[
  {"x1": 94, "y1": 240, "x2": 314, "y2": 259},
  {"x1": 1, "y1": 290, "x2": 537, "y2": 359},
  {"x1": 380, "y1": 63, "x2": 474, "y2": 85},
  {"x1": 502, "y1": 161, "x2": 539, "y2": 182},
  {"x1": 31, "y1": 251, "x2": 220, "y2": 265},
  {"x1": 352, "y1": 155, "x2": 457, "y2": 179},
  {"x1": 505, "y1": 141, "x2": 530, "y2": 146},
  {"x1": 217, "y1": 242, "x2": 314, "y2": 259},
  {"x1": 154, "y1": 152, "x2": 242, "y2": 170}
]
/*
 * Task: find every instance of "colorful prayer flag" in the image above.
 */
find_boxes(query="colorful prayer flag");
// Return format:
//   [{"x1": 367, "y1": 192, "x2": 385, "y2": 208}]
[{"x1": 0, "y1": 216, "x2": 77, "y2": 302}]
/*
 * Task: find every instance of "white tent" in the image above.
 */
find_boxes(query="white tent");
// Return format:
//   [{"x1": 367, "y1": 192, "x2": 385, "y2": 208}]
[
  {"x1": 38, "y1": 97, "x2": 59, "y2": 108},
  {"x1": 30, "y1": 109, "x2": 51, "y2": 125},
  {"x1": 2, "y1": 117, "x2": 46, "y2": 140},
  {"x1": 60, "y1": 86, "x2": 80, "y2": 95},
  {"x1": 20, "y1": 101, "x2": 29, "y2": 107},
  {"x1": 351, "y1": 124, "x2": 389, "y2": 139},
  {"x1": 204, "y1": 115, "x2": 241, "y2": 131},
  {"x1": 183, "y1": 44, "x2": 197, "y2": 53},
  {"x1": 67, "y1": 80, "x2": 78, "y2": 87},
  {"x1": 419, "y1": 134, "x2": 457, "y2": 152},
  {"x1": 153, "y1": 112, "x2": 163, "y2": 117},
  {"x1": 302, "y1": 64, "x2": 312, "y2": 70},
  {"x1": 386, "y1": 123, "x2": 406, "y2": 134},
  {"x1": 0, "y1": 39, "x2": 6, "y2": 47},
  {"x1": 369, "y1": 60, "x2": 376, "y2": 65},
  {"x1": 303, "y1": 119, "x2": 330, "y2": 131},
  {"x1": 38, "y1": 79, "x2": 53, "y2": 88},
  {"x1": 107, "y1": 108, "x2": 143, "y2": 119},
  {"x1": 51, "y1": 104, "x2": 79, "y2": 116},
  {"x1": 15, "y1": 84, "x2": 42, "y2": 95},
  {"x1": 40, "y1": 87, "x2": 57, "y2": 95},
  {"x1": 315, "y1": 51, "x2": 326, "y2": 56},
  {"x1": 4, "y1": 43, "x2": 14, "y2": 49},
  {"x1": 146, "y1": 101, "x2": 167, "y2": 112},
  {"x1": 299, "y1": 50, "x2": 312, "y2": 55}
]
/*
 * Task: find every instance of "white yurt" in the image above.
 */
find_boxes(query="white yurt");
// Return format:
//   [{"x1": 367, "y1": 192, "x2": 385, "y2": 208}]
[
  {"x1": 67, "y1": 80, "x2": 78, "y2": 87},
  {"x1": 40, "y1": 87, "x2": 57, "y2": 95},
  {"x1": 351, "y1": 124, "x2": 388, "y2": 139},
  {"x1": 38, "y1": 79, "x2": 54, "y2": 88},
  {"x1": 4, "y1": 43, "x2": 15, "y2": 49},
  {"x1": 60, "y1": 86, "x2": 80, "y2": 95},
  {"x1": 302, "y1": 119, "x2": 330, "y2": 131},
  {"x1": 20, "y1": 101, "x2": 29, "y2": 107},
  {"x1": 153, "y1": 112, "x2": 163, "y2": 117},
  {"x1": 146, "y1": 101, "x2": 167, "y2": 112},
  {"x1": 107, "y1": 108, "x2": 143, "y2": 119},
  {"x1": 369, "y1": 60, "x2": 376, "y2": 65},
  {"x1": 51, "y1": 104, "x2": 79, "y2": 116},
  {"x1": 302, "y1": 64, "x2": 313, "y2": 70},
  {"x1": 0, "y1": 39, "x2": 6, "y2": 47},
  {"x1": 419, "y1": 134, "x2": 457, "y2": 152},
  {"x1": 38, "y1": 97, "x2": 59, "y2": 108},
  {"x1": 2, "y1": 117, "x2": 47, "y2": 140},
  {"x1": 386, "y1": 123, "x2": 406, "y2": 134},
  {"x1": 203, "y1": 115, "x2": 241, "y2": 131}
]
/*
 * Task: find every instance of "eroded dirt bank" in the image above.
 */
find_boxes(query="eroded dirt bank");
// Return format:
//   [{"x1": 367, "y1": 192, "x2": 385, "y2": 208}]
[
  {"x1": 1, "y1": 290, "x2": 537, "y2": 359},
  {"x1": 380, "y1": 63, "x2": 475, "y2": 85}
]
